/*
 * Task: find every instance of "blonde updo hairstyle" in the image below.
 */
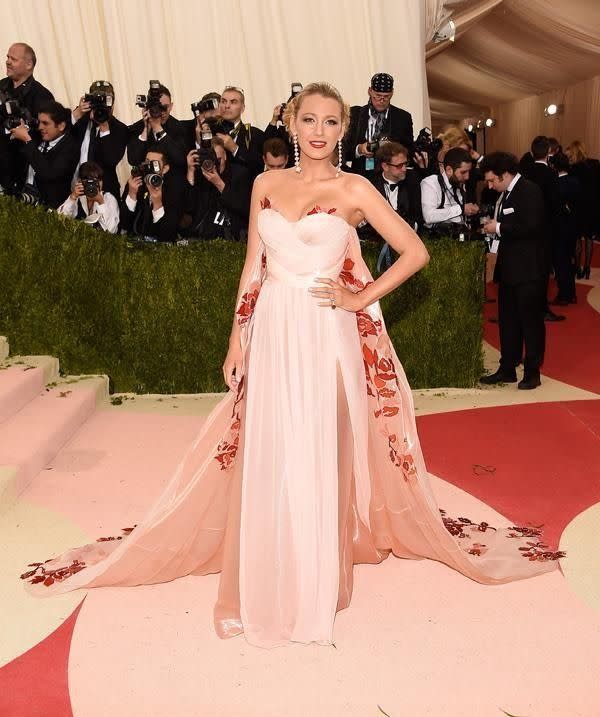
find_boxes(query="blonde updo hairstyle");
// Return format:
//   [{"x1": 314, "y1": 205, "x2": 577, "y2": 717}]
[{"x1": 282, "y1": 82, "x2": 350, "y2": 137}]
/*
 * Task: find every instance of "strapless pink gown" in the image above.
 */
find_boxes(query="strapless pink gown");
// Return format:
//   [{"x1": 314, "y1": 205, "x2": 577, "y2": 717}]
[{"x1": 22, "y1": 202, "x2": 564, "y2": 648}]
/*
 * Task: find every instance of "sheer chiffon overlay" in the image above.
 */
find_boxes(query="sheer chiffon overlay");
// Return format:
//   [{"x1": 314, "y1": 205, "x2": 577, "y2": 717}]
[{"x1": 21, "y1": 201, "x2": 564, "y2": 648}]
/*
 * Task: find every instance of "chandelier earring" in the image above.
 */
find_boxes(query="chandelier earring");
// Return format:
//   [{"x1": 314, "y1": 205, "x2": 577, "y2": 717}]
[
  {"x1": 336, "y1": 138, "x2": 343, "y2": 177},
  {"x1": 293, "y1": 134, "x2": 301, "y2": 173}
]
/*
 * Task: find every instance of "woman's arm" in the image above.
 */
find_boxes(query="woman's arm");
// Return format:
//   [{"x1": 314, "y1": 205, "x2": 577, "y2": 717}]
[{"x1": 351, "y1": 175, "x2": 430, "y2": 308}]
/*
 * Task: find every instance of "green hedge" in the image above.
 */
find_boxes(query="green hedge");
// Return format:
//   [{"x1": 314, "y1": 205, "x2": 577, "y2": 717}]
[{"x1": 0, "y1": 197, "x2": 484, "y2": 392}]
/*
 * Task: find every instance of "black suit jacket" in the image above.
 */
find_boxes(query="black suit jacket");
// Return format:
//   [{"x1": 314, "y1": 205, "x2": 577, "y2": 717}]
[
  {"x1": 71, "y1": 115, "x2": 128, "y2": 198},
  {"x1": 21, "y1": 134, "x2": 80, "y2": 209},
  {"x1": 494, "y1": 176, "x2": 547, "y2": 286},
  {"x1": 0, "y1": 75, "x2": 54, "y2": 193},
  {"x1": 182, "y1": 161, "x2": 251, "y2": 240},
  {"x1": 229, "y1": 123, "x2": 265, "y2": 180},
  {"x1": 126, "y1": 116, "x2": 187, "y2": 173},
  {"x1": 371, "y1": 170, "x2": 423, "y2": 231},
  {"x1": 345, "y1": 104, "x2": 414, "y2": 175},
  {"x1": 119, "y1": 171, "x2": 185, "y2": 242}
]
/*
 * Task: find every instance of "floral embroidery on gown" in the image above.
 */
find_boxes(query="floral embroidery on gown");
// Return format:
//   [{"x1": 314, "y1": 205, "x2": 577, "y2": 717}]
[{"x1": 22, "y1": 199, "x2": 564, "y2": 648}]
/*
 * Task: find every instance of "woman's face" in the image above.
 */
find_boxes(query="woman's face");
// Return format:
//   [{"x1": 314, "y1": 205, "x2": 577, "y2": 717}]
[{"x1": 291, "y1": 94, "x2": 344, "y2": 162}]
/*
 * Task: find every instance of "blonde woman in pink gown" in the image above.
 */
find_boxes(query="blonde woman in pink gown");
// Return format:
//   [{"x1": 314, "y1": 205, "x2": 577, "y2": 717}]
[{"x1": 22, "y1": 83, "x2": 564, "y2": 649}]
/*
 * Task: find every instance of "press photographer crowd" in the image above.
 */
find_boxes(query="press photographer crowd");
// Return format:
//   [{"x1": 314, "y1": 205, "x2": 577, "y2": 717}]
[{"x1": 1, "y1": 44, "x2": 599, "y2": 297}]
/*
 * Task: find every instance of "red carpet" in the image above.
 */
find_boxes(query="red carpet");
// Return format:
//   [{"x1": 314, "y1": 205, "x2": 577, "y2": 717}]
[
  {"x1": 0, "y1": 601, "x2": 83, "y2": 717},
  {"x1": 417, "y1": 399, "x2": 600, "y2": 547},
  {"x1": 483, "y1": 282, "x2": 600, "y2": 393}
]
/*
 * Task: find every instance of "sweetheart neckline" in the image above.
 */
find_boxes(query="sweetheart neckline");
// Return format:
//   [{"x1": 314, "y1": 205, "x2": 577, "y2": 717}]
[{"x1": 259, "y1": 207, "x2": 352, "y2": 229}]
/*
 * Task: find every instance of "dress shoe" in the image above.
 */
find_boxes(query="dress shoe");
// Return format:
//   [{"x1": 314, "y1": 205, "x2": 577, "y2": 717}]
[
  {"x1": 518, "y1": 375, "x2": 541, "y2": 390},
  {"x1": 584, "y1": 267, "x2": 591, "y2": 280},
  {"x1": 480, "y1": 369, "x2": 517, "y2": 385},
  {"x1": 576, "y1": 267, "x2": 585, "y2": 279},
  {"x1": 545, "y1": 311, "x2": 566, "y2": 322}
]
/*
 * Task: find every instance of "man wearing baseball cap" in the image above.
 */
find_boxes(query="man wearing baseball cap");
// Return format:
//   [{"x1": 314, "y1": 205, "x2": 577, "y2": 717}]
[
  {"x1": 70, "y1": 80, "x2": 128, "y2": 199},
  {"x1": 345, "y1": 72, "x2": 414, "y2": 177}
]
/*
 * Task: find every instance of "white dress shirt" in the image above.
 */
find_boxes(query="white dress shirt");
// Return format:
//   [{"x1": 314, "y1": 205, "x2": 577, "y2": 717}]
[
  {"x1": 71, "y1": 114, "x2": 111, "y2": 183},
  {"x1": 420, "y1": 172, "x2": 463, "y2": 227},
  {"x1": 382, "y1": 176, "x2": 399, "y2": 210},
  {"x1": 57, "y1": 191, "x2": 120, "y2": 233}
]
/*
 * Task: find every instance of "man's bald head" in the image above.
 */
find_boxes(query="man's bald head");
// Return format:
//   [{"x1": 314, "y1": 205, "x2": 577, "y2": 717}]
[{"x1": 6, "y1": 43, "x2": 37, "y2": 84}]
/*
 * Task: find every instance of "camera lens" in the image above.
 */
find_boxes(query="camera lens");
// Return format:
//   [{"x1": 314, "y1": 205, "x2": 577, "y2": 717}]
[
  {"x1": 201, "y1": 159, "x2": 215, "y2": 172},
  {"x1": 147, "y1": 173, "x2": 163, "y2": 188}
]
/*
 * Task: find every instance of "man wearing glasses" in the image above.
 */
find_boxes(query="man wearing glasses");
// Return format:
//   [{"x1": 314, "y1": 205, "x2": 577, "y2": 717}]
[
  {"x1": 359, "y1": 142, "x2": 423, "y2": 267},
  {"x1": 216, "y1": 86, "x2": 265, "y2": 180},
  {"x1": 345, "y1": 73, "x2": 414, "y2": 178}
]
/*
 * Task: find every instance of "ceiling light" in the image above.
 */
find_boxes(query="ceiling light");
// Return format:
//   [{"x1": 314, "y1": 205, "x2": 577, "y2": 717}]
[
  {"x1": 485, "y1": 118, "x2": 496, "y2": 128},
  {"x1": 476, "y1": 120, "x2": 483, "y2": 130},
  {"x1": 544, "y1": 103, "x2": 560, "y2": 116},
  {"x1": 467, "y1": 123, "x2": 474, "y2": 132},
  {"x1": 432, "y1": 19, "x2": 456, "y2": 43}
]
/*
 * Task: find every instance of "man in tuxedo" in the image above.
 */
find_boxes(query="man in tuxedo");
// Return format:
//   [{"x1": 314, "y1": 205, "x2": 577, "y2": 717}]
[
  {"x1": 70, "y1": 81, "x2": 128, "y2": 199},
  {"x1": 127, "y1": 84, "x2": 187, "y2": 175},
  {"x1": 520, "y1": 135, "x2": 564, "y2": 322},
  {"x1": 215, "y1": 86, "x2": 265, "y2": 180},
  {"x1": 345, "y1": 73, "x2": 413, "y2": 177},
  {"x1": 10, "y1": 101, "x2": 79, "y2": 208},
  {"x1": 120, "y1": 145, "x2": 184, "y2": 242},
  {"x1": 182, "y1": 136, "x2": 251, "y2": 241},
  {"x1": 480, "y1": 152, "x2": 547, "y2": 390},
  {"x1": 0, "y1": 43, "x2": 54, "y2": 194},
  {"x1": 180, "y1": 91, "x2": 221, "y2": 152}
]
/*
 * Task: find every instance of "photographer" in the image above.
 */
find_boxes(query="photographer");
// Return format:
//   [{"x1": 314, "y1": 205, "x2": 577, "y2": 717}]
[
  {"x1": 127, "y1": 83, "x2": 186, "y2": 174},
  {"x1": 420, "y1": 147, "x2": 479, "y2": 237},
  {"x1": 70, "y1": 81, "x2": 128, "y2": 199},
  {"x1": 345, "y1": 73, "x2": 413, "y2": 177},
  {"x1": 215, "y1": 86, "x2": 265, "y2": 180},
  {"x1": 183, "y1": 135, "x2": 251, "y2": 241},
  {"x1": 263, "y1": 137, "x2": 289, "y2": 171},
  {"x1": 0, "y1": 43, "x2": 54, "y2": 194},
  {"x1": 9, "y1": 100, "x2": 79, "y2": 208},
  {"x1": 57, "y1": 160, "x2": 119, "y2": 233},
  {"x1": 181, "y1": 91, "x2": 221, "y2": 152},
  {"x1": 120, "y1": 146, "x2": 184, "y2": 242}
]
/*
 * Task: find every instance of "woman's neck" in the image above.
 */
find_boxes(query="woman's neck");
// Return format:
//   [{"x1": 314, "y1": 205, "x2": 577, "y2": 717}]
[{"x1": 297, "y1": 155, "x2": 337, "y2": 182}]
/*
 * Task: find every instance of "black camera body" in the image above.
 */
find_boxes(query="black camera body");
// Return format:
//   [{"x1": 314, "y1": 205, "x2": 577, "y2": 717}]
[
  {"x1": 82, "y1": 178, "x2": 100, "y2": 198},
  {"x1": 413, "y1": 127, "x2": 443, "y2": 163},
  {"x1": 135, "y1": 81, "x2": 167, "y2": 119},
  {"x1": 132, "y1": 160, "x2": 163, "y2": 188},
  {"x1": 191, "y1": 97, "x2": 219, "y2": 117},
  {"x1": 0, "y1": 93, "x2": 39, "y2": 131},
  {"x1": 84, "y1": 92, "x2": 113, "y2": 124},
  {"x1": 211, "y1": 118, "x2": 235, "y2": 135},
  {"x1": 278, "y1": 82, "x2": 303, "y2": 122}
]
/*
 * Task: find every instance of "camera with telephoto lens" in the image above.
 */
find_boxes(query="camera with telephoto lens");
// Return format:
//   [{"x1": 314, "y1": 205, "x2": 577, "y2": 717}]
[
  {"x1": 82, "y1": 178, "x2": 100, "y2": 198},
  {"x1": 191, "y1": 97, "x2": 219, "y2": 117},
  {"x1": 131, "y1": 160, "x2": 163, "y2": 188},
  {"x1": 194, "y1": 128, "x2": 218, "y2": 174},
  {"x1": 278, "y1": 82, "x2": 303, "y2": 122},
  {"x1": 135, "y1": 80, "x2": 167, "y2": 119},
  {"x1": 211, "y1": 118, "x2": 235, "y2": 136},
  {"x1": 0, "y1": 93, "x2": 39, "y2": 131},
  {"x1": 413, "y1": 127, "x2": 443, "y2": 164},
  {"x1": 84, "y1": 92, "x2": 113, "y2": 124}
]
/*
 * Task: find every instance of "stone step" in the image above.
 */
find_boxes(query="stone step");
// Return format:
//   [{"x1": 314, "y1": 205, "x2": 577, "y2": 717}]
[
  {"x1": 0, "y1": 356, "x2": 60, "y2": 424},
  {"x1": 0, "y1": 374, "x2": 108, "y2": 512}
]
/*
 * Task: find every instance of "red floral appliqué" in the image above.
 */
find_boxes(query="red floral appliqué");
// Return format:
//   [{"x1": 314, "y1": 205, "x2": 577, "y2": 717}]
[
  {"x1": 236, "y1": 288, "x2": 260, "y2": 327},
  {"x1": 307, "y1": 205, "x2": 337, "y2": 216},
  {"x1": 260, "y1": 196, "x2": 271, "y2": 209},
  {"x1": 21, "y1": 559, "x2": 87, "y2": 587},
  {"x1": 439, "y1": 509, "x2": 497, "y2": 539},
  {"x1": 215, "y1": 375, "x2": 245, "y2": 471}
]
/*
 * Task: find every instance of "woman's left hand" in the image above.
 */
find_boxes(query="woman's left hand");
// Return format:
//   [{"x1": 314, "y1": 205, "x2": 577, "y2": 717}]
[{"x1": 308, "y1": 278, "x2": 363, "y2": 312}]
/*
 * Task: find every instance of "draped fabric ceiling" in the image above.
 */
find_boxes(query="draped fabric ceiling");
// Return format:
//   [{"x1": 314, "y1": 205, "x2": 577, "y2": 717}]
[{"x1": 426, "y1": 0, "x2": 600, "y2": 155}]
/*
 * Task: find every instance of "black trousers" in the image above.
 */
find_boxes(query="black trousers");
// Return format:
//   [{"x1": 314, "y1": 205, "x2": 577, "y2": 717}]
[
  {"x1": 553, "y1": 231, "x2": 577, "y2": 301},
  {"x1": 498, "y1": 279, "x2": 546, "y2": 376}
]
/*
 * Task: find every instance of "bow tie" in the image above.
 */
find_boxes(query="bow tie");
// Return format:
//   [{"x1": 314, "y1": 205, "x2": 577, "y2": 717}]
[{"x1": 385, "y1": 181, "x2": 400, "y2": 191}]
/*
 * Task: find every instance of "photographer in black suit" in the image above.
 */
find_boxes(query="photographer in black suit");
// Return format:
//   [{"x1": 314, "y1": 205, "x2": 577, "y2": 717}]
[
  {"x1": 70, "y1": 81, "x2": 128, "y2": 199},
  {"x1": 480, "y1": 152, "x2": 546, "y2": 390},
  {"x1": 182, "y1": 135, "x2": 251, "y2": 241},
  {"x1": 10, "y1": 101, "x2": 79, "y2": 209},
  {"x1": 120, "y1": 145, "x2": 184, "y2": 242},
  {"x1": 214, "y1": 86, "x2": 265, "y2": 180},
  {"x1": 0, "y1": 43, "x2": 54, "y2": 194},
  {"x1": 345, "y1": 73, "x2": 413, "y2": 177},
  {"x1": 127, "y1": 83, "x2": 187, "y2": 175}
]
